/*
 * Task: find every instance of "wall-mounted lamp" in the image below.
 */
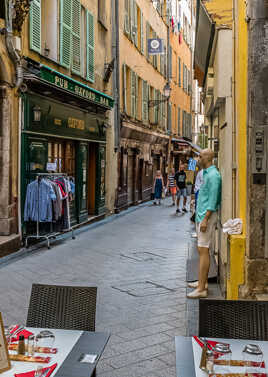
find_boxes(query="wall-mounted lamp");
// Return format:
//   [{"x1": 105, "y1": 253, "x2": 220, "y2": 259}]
[
  {"x1": 148, "y1": 82, "x2": 171, "y2": 107},
  {"x1": 33, "y1": 105, "x2": 41, "y2": 122}
]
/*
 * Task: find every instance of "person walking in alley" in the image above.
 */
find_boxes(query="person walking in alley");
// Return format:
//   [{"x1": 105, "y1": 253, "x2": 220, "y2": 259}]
[
  {"x1": 167, "y1": 168, "x2": 177, "y2": 205},
  {"x1": 175, "y1": 163, "x2": 187, "y2": 213},
  {"x1": 187, "y1": 149, "x2": 221, "y2": 299},
  {"x1": 153, "y1": 170, "x2": 165, "y2": 205}
]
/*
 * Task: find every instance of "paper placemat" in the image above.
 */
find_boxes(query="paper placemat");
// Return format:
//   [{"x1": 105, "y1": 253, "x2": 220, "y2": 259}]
[{"x1": 191, "y1": 338, "x2": 267, "y2": 377}]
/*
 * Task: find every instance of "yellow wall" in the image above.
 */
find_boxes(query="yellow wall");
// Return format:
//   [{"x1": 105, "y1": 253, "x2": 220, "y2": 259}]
[
  {"x1": 227, "y1": 0, "x2": 247, "y2": 300},
  {"x1": 169, "y1": 30, "x2": 191, "y2": 136},
  {"x1": 203, "y1": 0, "x2": 233, "y2": 28}
]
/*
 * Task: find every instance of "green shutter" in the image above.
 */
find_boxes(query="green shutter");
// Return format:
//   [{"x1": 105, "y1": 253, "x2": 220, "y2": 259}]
[
  {"x1": 131, "y1": 70, "x2": 136, "y2": 118},
  {"x1": 29, "y1": 0, "x2": 41, "y2": 53},
  {"x1": 72, "y1": 0, "x2": 81, "y2": 75},
  {"x1": 146, "y1": 22, "x2": 150, "y2": 59},
  {"x1": 135, "y1": 74, "x2": 138, "y2": 118},
  {"x1": 140, "y1": 11, "x2": 144, "y2": 54},
  {"x1": 124, "y1": 0, "x2": 130, "y2": 34},
  {"x1": 134, "y1": 2, "x2": 138, "y2": 46},
  {"x1": 130, "y1": 0, "x2": 134, "y2": 42},
  {"x1": 178, "y1": 107, "x2": 180, "y2": 135},
  {"x1": 87, "y1": 11, "x2": 95, "y2": 82},
  {"x1": 178, "y1": 57, "x2": 181, "y2": 87},
  {"x1": 123, "y1": 64, "x2": 127, "y2": 113},
  {"x1": 60, "y1": 0, "x2": 72, "y2": 68},
  {"x1": 142, "y1": 80, "x2": 148, "y2": 121}
]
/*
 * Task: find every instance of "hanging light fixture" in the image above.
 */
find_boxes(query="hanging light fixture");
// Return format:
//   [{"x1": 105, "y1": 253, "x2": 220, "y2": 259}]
[{"x1": 33, "y1": 105, "x2": 41, "y2": 122}]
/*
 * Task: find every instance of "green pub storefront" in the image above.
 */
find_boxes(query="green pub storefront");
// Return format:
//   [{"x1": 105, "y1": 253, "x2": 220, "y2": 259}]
[{"x1": 21, "y1": 63, "x2": 114, "y2": 233}]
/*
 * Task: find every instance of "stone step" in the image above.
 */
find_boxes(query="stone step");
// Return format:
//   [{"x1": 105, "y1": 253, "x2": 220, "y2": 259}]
[{"x1": 0, "y1": 234, "x2": 21, "y2": 258}]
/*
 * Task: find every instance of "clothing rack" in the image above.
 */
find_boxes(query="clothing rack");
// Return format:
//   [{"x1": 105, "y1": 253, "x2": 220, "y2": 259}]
[{"x1": 25, "y1": 173, "x2": 75, "y2": 249}]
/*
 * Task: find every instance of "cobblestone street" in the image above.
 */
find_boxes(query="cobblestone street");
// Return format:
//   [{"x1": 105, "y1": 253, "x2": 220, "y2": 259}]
[{"x1": 0, "y1": 199, "x2": 194, "y2": 377}]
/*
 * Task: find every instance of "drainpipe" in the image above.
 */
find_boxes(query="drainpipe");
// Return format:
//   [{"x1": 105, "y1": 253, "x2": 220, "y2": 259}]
[{"x1": 5, "y1": 0, "x2": 24, "y2": 89}]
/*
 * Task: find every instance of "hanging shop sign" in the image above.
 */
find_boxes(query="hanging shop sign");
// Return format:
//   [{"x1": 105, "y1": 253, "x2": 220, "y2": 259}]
[
  {"x1": 148, "y1": 38, "x2": 164, "y2": 55},
  {"x1": 40, "y1": 66, "x2": 114, "y2": 109}
]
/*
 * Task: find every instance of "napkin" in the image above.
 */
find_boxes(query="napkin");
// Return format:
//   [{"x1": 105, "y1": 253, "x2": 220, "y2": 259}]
[
  {"x1": 10, "y1": 325, "x2": 34, "y2": 342},
  {"x1": 14, "y1": 363, "x2": 57, "y2": 377}
]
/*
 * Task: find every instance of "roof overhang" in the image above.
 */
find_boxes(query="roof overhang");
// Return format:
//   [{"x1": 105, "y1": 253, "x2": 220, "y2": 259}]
[{"x1": 194, "y1": 0, "x2": 215, "y2": 87}]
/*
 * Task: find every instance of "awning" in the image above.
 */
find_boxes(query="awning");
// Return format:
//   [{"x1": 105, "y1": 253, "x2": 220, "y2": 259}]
[
  {"x1": 172, "y1": 137, "x2": 202, "y2": 155},
  {"x1": 194, "y1": 0, "x2": 215, "y2": 87}
]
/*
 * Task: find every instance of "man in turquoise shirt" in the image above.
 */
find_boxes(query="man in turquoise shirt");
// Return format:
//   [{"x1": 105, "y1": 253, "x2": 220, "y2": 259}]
[{"x1": 187, "y1": 149, "x2": 222, "y2": 299}]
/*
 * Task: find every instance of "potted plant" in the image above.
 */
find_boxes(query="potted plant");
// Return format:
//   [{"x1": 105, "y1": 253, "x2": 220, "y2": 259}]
[{"x1": 186, "y1": 181, "x2": 193, "y2": 196}]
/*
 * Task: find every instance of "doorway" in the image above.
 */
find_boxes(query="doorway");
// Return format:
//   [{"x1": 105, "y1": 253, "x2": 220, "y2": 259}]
[{"x1": 88, "y1": 143, "x2": 97, "y2": 216}]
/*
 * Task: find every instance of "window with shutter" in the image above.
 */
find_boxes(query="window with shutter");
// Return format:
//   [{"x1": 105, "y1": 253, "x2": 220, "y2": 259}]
[
  {"x1": 86, "y1": 11, "x2": 94, "y2": 82},
  {"x1": 142, "y1": 80, "x2": 148, "y2": 122},
  {"x1": 123, "y1": 64, "x2": 127, "y2": 113},
  {"x1": 30, "y1": 0, "x2": 41, "y2": 53},
  {"x1": 146, "y1": 22, "x2": 150, "y2": 59},
  {"x1": 178, "y1": 107, "x2": 181, "y2": 135},
  {"x1": 178, "y1": 57, "x2": 181, "y2": 87},
  {"x1": 169, "y1": 46, "x2": 172, "y2": 80},
  {"x1": 131, "y1": 70, "x2": 136, "y2": 118},
  {"x1": 124, "y1": 0, "x2": 130, "y2": 34},
  {"x1": 168, "y1": 103, "x2": 171, "y2": 132},
  {"x1": 135, "y1": 73, "x2": 138, "y2": 118},
  {"x1": 60, "y1": 0, "x2": 72, "y2": 68},
  {"x1": 164, "y1": 46, "x2": 167, "y2": 78},
  {"x1": 134, "y1": 2, "x2": 138, "y2": 47},
  {"x1": 130, "y1": 0, "x2": 134, "y2": 43},
  {"x1": 140, "y1": 11, "x2": 144, "y2": 54},
  {"x1": 153, "y1": 31, "x2": 157, "y2": 68},
  {"x1": 72, "y1": 0, "x2": 81, "y2": 75}
]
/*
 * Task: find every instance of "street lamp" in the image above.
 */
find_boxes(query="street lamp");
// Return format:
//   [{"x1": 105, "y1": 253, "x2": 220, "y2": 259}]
[{"x1": 148, "y1": 82, "x2": 171, "y2": 107}]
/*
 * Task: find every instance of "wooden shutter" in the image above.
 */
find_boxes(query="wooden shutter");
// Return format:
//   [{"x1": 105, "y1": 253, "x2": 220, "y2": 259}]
[
  {"x1": 178, "y1": 107, "x2": 181, "y2": 135},
  {"x1": 130, "y1": 0, "x2": 134, "y2": 42},
  {"x1": 168, "y1": 103, "x2": 171, "y2": 132},
  {"x1": 169, "y1": 46, "x2": 172, "y2": 80},
  {"x1": 146, "y1": 22, "x2": 150, "y2": 59},
  {"x1": 140, "y1": 11, "x2": 144, "y2": 54},
  {"x1": 153, "y1": 31, "x2": 157, "y2": 68},
  {"x1": 134, "y1": 2, "x2": 138, "y2": 46},
  {"x1": 178, "y1": 57, "x2": 181, "y2": 87},
  {"x1": 72, "y1": 0, "x2": 81, "y2": 74},
  {"x1": 123, "y1": 64, "x2": 127, "y2": 113},
  {"x1": 142, "y1": 80, "x2": 148, "y2": 121},
  {"x1": 87, "y1": 11, "x2": 95, "y2": 82},
  {"x1": 135, "y1": 74, "x2": 138, "y2": 118},
  {"x1": 124, "y1": 0, "x2": 130, "y2": 34},
  {"x1": 60, "y1": 0, "x2": 72, "y2": 68},
  {"x1": 131, "y1": 70, "x2": 136, "y2": 118},
  {"x1": 29, "y1": 0, "x2": 41, "y2": 53}
]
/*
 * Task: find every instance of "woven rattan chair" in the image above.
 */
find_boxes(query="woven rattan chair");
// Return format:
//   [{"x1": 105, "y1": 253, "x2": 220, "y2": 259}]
[
  {"x1": 26, "y1": 284, "x2": 97, "y2": 331},
  {"x1": 199, "y1": 299, "x2": 268, "y2": 340}
]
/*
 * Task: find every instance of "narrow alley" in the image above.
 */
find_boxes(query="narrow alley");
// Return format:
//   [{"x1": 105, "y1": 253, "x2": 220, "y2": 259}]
[{"x1": 0, "y1": 200, "x2": 193, "y2": 377}]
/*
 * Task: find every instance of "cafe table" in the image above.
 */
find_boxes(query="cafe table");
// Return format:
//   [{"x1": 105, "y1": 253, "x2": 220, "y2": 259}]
[
  {"x1": 175, "y1": 336, "x2": 268, "y2": 377},
  {"x1": 2, "y1": 328, "x2": 110, "y2": 377}
]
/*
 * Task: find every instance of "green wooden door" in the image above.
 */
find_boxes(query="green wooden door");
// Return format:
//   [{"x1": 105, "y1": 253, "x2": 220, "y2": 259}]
[
  {"x1": 76, "y1": 142, "x2": 88, "y2": 222},
  {"x1": 95, "y1": 144, "x2": 106, "y2": 215}
]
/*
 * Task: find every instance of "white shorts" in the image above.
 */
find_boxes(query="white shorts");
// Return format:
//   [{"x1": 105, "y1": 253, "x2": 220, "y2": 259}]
[{"x1": 196, "y1": 212, "x2": 218, "y2": 248}]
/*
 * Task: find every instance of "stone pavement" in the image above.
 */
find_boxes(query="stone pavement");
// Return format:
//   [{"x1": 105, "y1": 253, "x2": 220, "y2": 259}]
[{"x1": 0, "y1": 198, "x2": 198, "y2": 377}]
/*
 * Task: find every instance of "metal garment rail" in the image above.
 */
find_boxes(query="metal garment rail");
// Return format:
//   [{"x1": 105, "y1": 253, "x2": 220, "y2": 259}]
[{"x1": 25, "y1": 173, "x2": 75, "y2": 249}]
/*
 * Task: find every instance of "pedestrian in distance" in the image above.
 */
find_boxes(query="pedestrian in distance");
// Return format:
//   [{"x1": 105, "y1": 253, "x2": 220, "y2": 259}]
[
  {"x1": 153, "y1": 170, "x2": 165, "y2": 205},
  {"x1": 187, "y1": 149, "x2": 222, "y2": 299},
  {"x1": 166, "y1": 168, "x2": 177, "y2": 205},
  {"x1": 175, "y1": 163, "x2": 187, "y2": 213}
]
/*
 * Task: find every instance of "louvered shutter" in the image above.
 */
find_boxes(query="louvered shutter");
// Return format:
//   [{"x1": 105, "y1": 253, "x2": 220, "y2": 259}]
[
  {"x1": 168, "y1": 103, "x2": 171, "y2": 132},
  {"x1": 142, "y1": 80, "x2": 148, "y2": 121},
  {"x1": 134, "y1": 2, "x2": 138, "y2": 47},
  {"x1": 131, "y1": 70, "x2": 136, "y2": 118},
  {"x1": 140, "y1": 11, "x2": 144, "y2": 54},
  {"x1": 87, "y1": 11, "x2": 95, "y2": 82},
  {"x1": 135, "y1": 74, "x2": 138, "y2": 118},
  {"x1": 29, "y1": 0, "x2": 41, "y2": 53},
  {"x1": 60, "y1": 0, "x2": 72, "y2": 68},
  {"x1": 178, "y1": 107, "x2": 180, "y2": 135},
  {"x1": 123, "y1": 64, "x2": 127, "y2": 113},
  {"x1": 72, "y1": 0, "x2": 81, "y2": 75},
  {"x1": 153, "y1": 31, "x2": 157, "y2": 68},
  {"x1": 130, "y1": 0, "x2": 134, "y2": 42},
  {"x1": 146, "y1": 22, "x2": 150, "y2": 59},
  {"x1": 124, "y1": 0, "x2": 130, "y2": 34},
  {"x1": 178, "y1": 57, "x2": 181, "y2": 87}
]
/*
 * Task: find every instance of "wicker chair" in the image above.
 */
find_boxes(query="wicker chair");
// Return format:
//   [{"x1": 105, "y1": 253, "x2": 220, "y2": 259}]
[
  {"x1": 26, "y1": 284, "x2": 97, "y2": 331},
  {"x1": 199, "y1": 299, "x2": 268, "y2": 340}
]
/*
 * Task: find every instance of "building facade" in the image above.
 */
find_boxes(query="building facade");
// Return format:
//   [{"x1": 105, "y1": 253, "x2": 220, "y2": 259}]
[
  {"x1": 0, "y1": 0, "x2": 116, "y2": 252},
  {"x1": 116, "y1": 0, "x2": 170, "y2": 210},
  {"x1": 194, "y1": 0, "x2": 268, "y2": 300}
]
